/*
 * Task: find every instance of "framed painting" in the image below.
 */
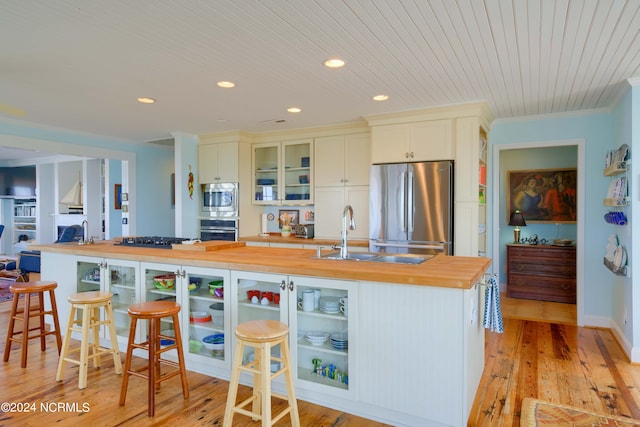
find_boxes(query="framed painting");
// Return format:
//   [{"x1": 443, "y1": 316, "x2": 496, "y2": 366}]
[
  {"x1": 114, "y1": 184, "x2": 122, "y2": 210},
  {"x1": 507, "y1": 168, "x2": 577, "y2": 223},
  {"x1": 278, "y1": 209, "x2": 299, "y2": 229}
]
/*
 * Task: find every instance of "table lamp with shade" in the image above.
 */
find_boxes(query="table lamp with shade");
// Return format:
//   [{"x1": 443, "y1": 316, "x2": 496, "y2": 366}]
[{"x1": 508, "y1": 209, "x2": 527, "y2": 243}]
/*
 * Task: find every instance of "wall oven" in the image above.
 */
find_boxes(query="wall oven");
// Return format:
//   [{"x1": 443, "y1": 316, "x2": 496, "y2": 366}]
[
  {"x1": 200, "y1": 218, "x2": 238, "y2": 241},
  {"x1": 201, "y1": 182, "x2": 238, "y2": 216}
]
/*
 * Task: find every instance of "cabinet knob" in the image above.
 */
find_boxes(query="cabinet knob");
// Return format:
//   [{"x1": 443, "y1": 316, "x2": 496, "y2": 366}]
[
  {"x1": 288, "y1": 280, "x2": 294, "y2": 291},
  {"x1": 280, "y1": 280, "x2": 286, "y2": 290},
  {"x1": 176, "y1": 269, "x2": 186, "y2": 278}
]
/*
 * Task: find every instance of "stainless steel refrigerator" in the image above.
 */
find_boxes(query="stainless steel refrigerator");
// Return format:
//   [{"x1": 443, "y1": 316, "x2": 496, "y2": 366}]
[{"x1": 369, "y1": 161, "x2": 453, "y2": 255}]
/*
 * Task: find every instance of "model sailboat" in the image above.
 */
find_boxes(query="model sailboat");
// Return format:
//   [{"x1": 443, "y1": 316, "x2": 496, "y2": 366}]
[{"x1": 60, "y1": 173, "x2": 83, "y2": 214}]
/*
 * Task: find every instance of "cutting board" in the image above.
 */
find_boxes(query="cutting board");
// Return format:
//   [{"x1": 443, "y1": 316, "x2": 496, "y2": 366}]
[{"x1": 171, "y1": 241, "x2": 246, "y2": 252}]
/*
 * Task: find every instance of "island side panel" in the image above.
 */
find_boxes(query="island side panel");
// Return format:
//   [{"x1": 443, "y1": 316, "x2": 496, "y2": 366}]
[{"x1": 357, "y1": 280, "x2": 483, "y2": 426}]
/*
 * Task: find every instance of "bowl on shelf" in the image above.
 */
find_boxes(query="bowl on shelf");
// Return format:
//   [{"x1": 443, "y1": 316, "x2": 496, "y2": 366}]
[
  {"x1": 189, "y1": 339, "x2": 204, "y2": 353},
  {"x1": 189, "y1": 311, "x2": 212, "y2": 323},
  {"x1": 304, "y1": 331, "x2": 329, "y2": 346},
  {"x1": 209, "y1": 280, "x2": 224, "y2": 297},
  {"x1": 153, "y1": 274, "x2": 176, "y2": 290},
  {"x1": 202, "y1": 333, "x2": 224, "y2": 356},
  {"x1": 188, "y1": 282, "x2": 201, "y2": 294},
  {"x1": 209, "y1": 302, "x2": 224, "y2": 325}
]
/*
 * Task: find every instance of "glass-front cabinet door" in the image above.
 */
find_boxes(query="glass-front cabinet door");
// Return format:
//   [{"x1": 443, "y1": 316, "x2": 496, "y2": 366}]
[
  {"x1": 253, "y1": 142, "x2": 280, "y2": 204},
  {"x1": 104, "y1": 259, "x2": 139, "y2": 340},
  {"x1": 230, "y1": 271, "x2": 290, "y2": 380},
  {"x1": 289, "y1": 276, "x2": 355, "y2": 397},
  {"x1": 141, "y1": 262, "x2": 231, "y2": 370},
  {"x1": 75, "y1": 256, "x2": 139, "y2": 345},
  {"x1": 182, "y1": 266, "x2": 230, "y2": 369},
  {"x1": 230, "y1": 271, "x2": 355, "y2": 397},
  {"x1": 76, "y1": 257, "x2": 103, "y2": 293},
  {"x1": 141, "y1": 262, "x2": 181, "y2": 354},
  {"x1": 282, "y1": 139, "x2": 312, "y2": 204},
  {"x1": 252, "y1": 139, "x2": 313, "y2": 205}
]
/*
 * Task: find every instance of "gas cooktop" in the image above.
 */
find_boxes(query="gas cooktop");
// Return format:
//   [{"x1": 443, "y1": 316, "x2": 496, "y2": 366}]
[{"x1": 117, "y1": 236, "x2": 190, "y2": 249}]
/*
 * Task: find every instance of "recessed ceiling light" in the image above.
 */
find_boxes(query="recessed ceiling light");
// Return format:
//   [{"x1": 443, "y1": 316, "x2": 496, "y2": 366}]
[
  {"x1": 287, "y1": 107, "x2": 302, "y2": 113},
  {"x1": 217, "y1": 81, "x2": 235, "y2": 88},
  {"x1": 137, "y1": 97, "x2": 156, "y2": 104},
  {"x1": 324, "y1": 58, "x2": 345, "y2": 68},
  {"x1": 373, "y1": 94, "x2": 389, "y2": 101}
]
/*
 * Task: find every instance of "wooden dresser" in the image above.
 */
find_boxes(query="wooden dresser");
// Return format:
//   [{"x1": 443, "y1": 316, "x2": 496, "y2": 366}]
[{"x1": 506, "y1": 244, "x2": 576, "y2": 303}]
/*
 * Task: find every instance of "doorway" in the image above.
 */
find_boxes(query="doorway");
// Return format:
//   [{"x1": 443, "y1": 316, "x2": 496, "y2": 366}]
[{"x1": 491, "y1": 139, "x2": 585, "y2": 326}]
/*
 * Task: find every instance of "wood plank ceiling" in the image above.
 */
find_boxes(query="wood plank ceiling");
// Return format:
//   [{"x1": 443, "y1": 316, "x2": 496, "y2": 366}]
[{"x1": 0, "y1": 0, "x2": 639, "y2": 142}]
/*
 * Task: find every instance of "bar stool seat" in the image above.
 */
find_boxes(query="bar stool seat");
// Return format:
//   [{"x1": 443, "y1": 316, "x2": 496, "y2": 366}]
[
  {"x1": 3, "y1": 281, "x2": 62, "y2": 368},
  {"x1": 56, "y1": 291, "x2": 122, "y2": 389},
  {"x1": 223, "y1": 319, "x2": 300, "y2": 427},
  {"x1": 119, "y1": 301, "x2": 189, "y2": 417}
]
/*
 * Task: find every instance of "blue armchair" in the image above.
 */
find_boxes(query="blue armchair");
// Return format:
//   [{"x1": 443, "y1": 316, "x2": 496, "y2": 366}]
[{"x1": 55, "y1": 225, "x2": 83, "y2": 243}]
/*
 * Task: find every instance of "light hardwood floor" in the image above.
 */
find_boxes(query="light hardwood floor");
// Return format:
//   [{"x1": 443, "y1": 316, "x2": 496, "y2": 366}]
[
  {"x1": 0, "y1": 300, "x2": 388, "y2": 427},
  {"x1": 2, "y1": 294, "x2": 637, "y2": 426},
  {"x1": 500, "y1": 293, "x2": 577, "y2": 325},
  {"x1": 469, "y1": 295, "x2": 640, "y2": 426}
]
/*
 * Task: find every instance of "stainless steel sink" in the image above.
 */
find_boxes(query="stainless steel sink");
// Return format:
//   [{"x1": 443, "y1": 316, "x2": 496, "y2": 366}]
[
  {"x1": 370, "y1": 254, "x2": 430, "y2": 264},
  {"x1": 314, "y1": 251, "x2": 432, "y2": 264},
  {"x1": 345, "y1": 253, "x2": 380, "y2": 261}
]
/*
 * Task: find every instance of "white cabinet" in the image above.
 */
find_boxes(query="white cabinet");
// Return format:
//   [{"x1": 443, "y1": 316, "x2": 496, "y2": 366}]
[
  {"x1": 198, "y1": 142, "x2": 239, "y2": 183},
  {"x1": 315, "y1": 134, "x2": 370, "y2": 187},
  {"x1": 141, "y1": 262, "x2": 231, "y2": 372},
  {"x1": 253, "y1": 139, "x2": 313, "y2": 205},
  {"x1": 230, "y1": 271, "x2": 356, "y2": 397},
  {"x1": 314, "y1": 186, "x2": 369, "y2": 240},
  {"x1": 315, "y1": 133, "x2": 370, "y2": 240},
  {"x1": 370, "y1": 119, "x2": 453, "y2": 163}
]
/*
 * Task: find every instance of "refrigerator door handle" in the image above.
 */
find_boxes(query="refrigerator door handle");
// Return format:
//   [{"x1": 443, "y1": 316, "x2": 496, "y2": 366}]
[
  {"x1": 407, "y1": 170, "x2": 414, "y2": 232},
  {"x1": 400, "y1": 171, "x2": 407, "y2": 232}
]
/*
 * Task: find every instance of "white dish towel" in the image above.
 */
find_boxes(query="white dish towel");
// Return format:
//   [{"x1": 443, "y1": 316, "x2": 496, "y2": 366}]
[{"x1": 483, "y1": 274, "x2": 504, "y2": 333}]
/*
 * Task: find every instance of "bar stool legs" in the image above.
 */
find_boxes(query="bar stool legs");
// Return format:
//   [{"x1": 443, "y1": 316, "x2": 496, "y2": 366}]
[
  {"x1": 3, "y1": 281, "x2": 62, "y2": 368},
  {"x1": 223, "y1": 319, "x2": 300, "y2": 427},
  {"x1": 119, "y1": 301, "x2": 189, "y2": 417},
  {"x1": 56, "y1": 291, "x2": 122, "y2": 389}
]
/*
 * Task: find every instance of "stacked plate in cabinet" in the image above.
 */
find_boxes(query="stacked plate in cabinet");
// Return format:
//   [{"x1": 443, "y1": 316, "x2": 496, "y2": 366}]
[
  {"x1": 319, "y1": 297, "x2": 340, "y2": 314},
  {"x1": 330, "y1": 333, "x2": 348, "y2": 350}
]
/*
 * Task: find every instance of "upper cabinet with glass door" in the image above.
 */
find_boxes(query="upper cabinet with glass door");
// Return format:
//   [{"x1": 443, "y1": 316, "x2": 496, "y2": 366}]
[{"x1": 253, "y1": 139, "x2": 313, "y2": 205}]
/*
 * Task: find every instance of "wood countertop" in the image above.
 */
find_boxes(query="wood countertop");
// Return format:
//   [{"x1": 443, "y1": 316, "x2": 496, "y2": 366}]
[{"x1": 32, "y1": 241, "x2": 491, "y2": 289}]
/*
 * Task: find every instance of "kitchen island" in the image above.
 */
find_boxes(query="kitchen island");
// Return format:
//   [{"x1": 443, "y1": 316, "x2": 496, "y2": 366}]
[{"x1": 35, "y1": 241, "x2": 491, "y2": 427}]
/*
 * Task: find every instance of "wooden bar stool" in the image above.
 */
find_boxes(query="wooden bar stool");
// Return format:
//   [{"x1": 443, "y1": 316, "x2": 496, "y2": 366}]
[
  {"x1": 223, "y1": 319, "x2": 300, "y2": 427},
  {"x1": 56, "y1": 291, "x2": 123, "y2": 389},
  {"x1": 119, "y1": 301, "x2": 189, "y2": 417},
  {"x1": 3, "y1": 280, "x2": 62, "y2": 368}
]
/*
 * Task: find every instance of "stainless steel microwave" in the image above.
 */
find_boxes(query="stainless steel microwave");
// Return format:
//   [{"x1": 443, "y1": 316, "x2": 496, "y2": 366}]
[{"x1": 201, "y1": 182, "x2": 238, "y2": 216}]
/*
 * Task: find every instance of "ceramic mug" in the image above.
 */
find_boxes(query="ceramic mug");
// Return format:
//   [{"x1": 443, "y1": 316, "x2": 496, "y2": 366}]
[
  {"x1": 298, "y1": 290, "x2": 314, "y2": 311},
  {"x1": 313, "y1": 289, "x2": 321, "y2": 309},
  {"x1": 339, "y1": 297, "x2": 348, "y2": 317},
  {"x1": 340, "y1": 305, "x2": 348, "y2": 317}
]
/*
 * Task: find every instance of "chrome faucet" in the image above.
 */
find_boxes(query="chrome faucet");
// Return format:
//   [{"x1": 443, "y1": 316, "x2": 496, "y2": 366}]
[{"x1": 339, "y1": 204, "x2": 355, "y2": 259}]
